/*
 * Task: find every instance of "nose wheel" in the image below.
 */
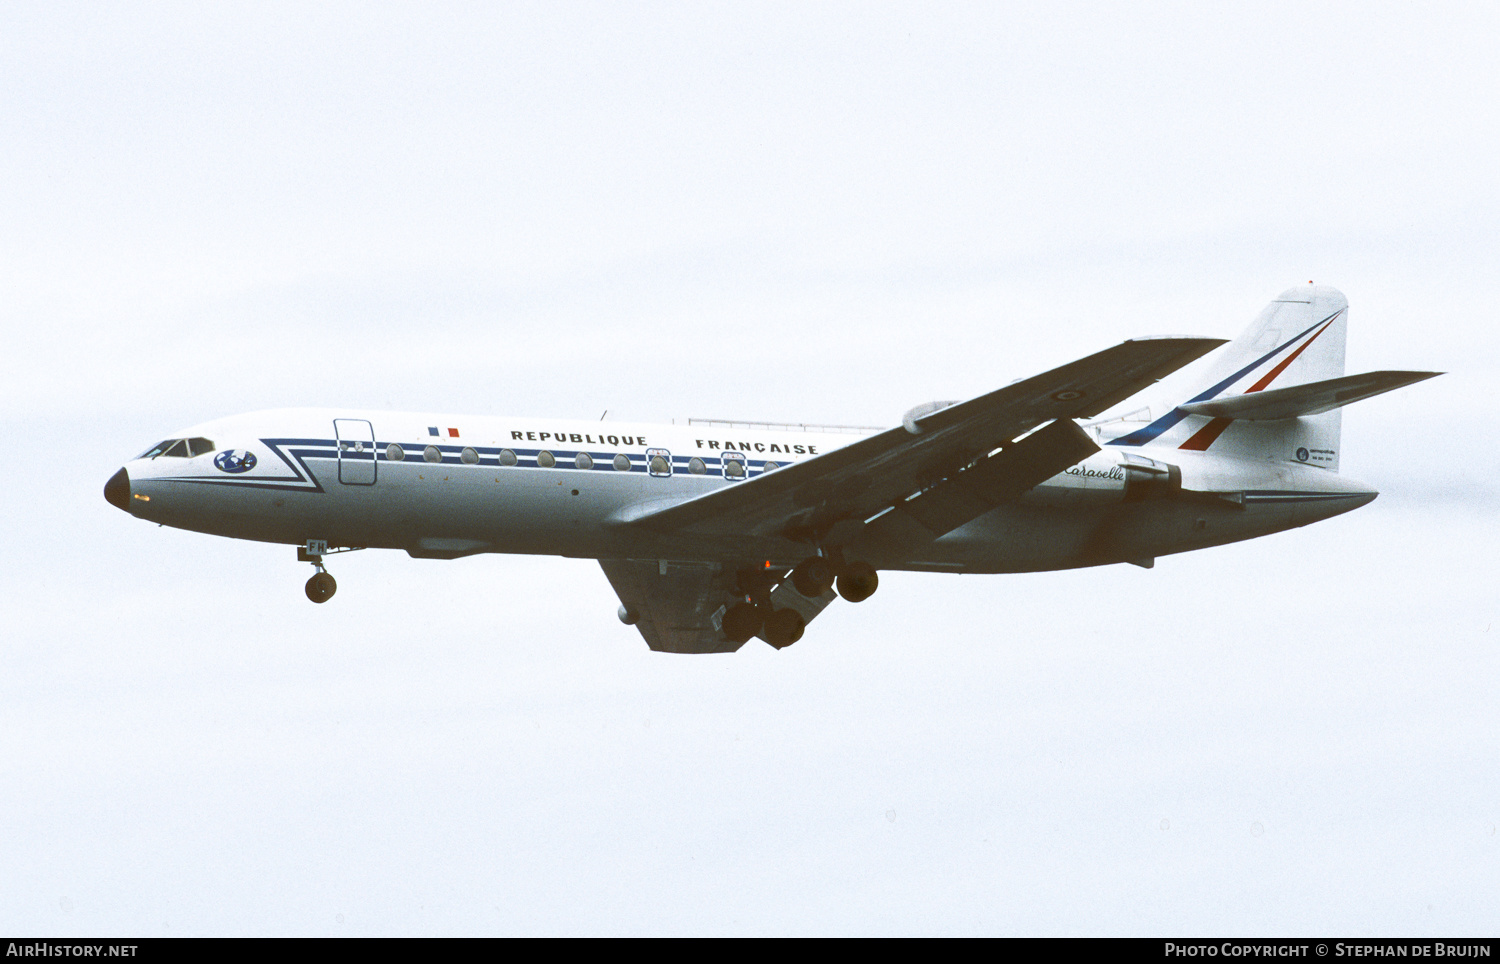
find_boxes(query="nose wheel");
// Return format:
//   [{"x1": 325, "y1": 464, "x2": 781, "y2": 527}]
[
  {"x1": 299, "y1": 541, "x2": 360, "y2": 603},
  {"x1": 305, "y1": 568, "x2": 337, "y2": 603}
]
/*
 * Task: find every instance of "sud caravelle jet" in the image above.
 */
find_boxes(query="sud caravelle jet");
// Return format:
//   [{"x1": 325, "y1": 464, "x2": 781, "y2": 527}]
[{"x1": 105, "y1": 285, "x2": 1438, "y2": 652}]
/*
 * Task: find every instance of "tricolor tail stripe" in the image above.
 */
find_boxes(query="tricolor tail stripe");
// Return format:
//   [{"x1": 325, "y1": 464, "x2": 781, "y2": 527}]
[
  {"x1": 1243, "y1": 317, "x2": 1337, "y2": 393},
  {"x1": 1176, "y1": 315, "x2": 1339, "y2": 451},
  {"x1": 1107, "y1": 306, "x2": 1346, "y2": 447},
  {"x1": 1178, "y1": 417, "x2": 1233, "y2": 451}
]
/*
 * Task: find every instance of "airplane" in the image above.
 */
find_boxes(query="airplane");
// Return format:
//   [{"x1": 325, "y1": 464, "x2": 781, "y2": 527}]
[{"x1": 104, "y1": 284, "x2": 1438, "y2": 652}]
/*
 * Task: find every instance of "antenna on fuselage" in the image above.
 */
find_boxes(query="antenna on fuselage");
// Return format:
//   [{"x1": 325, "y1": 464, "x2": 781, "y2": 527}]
[{"x1": 600, "y1": 410, "x2": 608, "y2": 421}]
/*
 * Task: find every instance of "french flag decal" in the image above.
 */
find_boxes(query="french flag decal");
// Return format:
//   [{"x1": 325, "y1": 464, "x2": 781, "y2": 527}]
[{"x1": 428, "y1": 427, "x2": 461, "y2": 437}]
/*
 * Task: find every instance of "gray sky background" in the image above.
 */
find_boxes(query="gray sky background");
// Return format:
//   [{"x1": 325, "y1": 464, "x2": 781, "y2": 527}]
[{"x1": 2, "y1": 1, "x2": 1497, "y2": 936}]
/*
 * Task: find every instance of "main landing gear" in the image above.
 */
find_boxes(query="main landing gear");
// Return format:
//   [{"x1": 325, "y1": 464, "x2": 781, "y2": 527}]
[
  {"x1": 790, "y1": 553, "x2": 879, "y2": 603},
  {"x1": 722, "y1": 600, "x2": 806, "y2": 649},
  {"x1": 835, "y1": 560, "x2": 878, "y2": 603},
  {"x1": 721, "y1": 568, "x2": 807, "y2": 649},
  {"x1": 722, "y1": 553, "x2": 879, "y2": 649},
  {"x1": 790, "y1": 556, "x2": 835, "y2": 597}
]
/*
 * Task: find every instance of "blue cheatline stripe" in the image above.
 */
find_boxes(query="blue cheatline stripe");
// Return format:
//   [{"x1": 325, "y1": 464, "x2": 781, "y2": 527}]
[
  {"x1": 1107, "y1": 308, "x2": 1346, "y2": 447},
  {"x1": 158, "y1": 437, "x2": 793, "y2": 492},
  {"x1": 373, "y1": 442, "x2": 781, "y2": 472}
]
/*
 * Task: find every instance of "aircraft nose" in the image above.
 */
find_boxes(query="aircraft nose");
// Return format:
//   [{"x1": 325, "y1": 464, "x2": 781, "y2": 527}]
[{"x1": 104, "y1": 467, "x2": 131, "y2": 511}]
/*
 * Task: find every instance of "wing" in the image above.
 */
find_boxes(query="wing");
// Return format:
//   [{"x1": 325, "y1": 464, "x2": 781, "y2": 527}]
[
  {"x1": 620, "y1": 337, "x2": 1224, "y2": 548},
  {"x1": 600, "y1": 559, "x2": 841, "y2": 653}
]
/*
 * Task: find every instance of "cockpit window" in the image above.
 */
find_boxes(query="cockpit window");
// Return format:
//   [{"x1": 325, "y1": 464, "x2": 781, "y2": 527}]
[{"x1": 136, "y1": 437, "x2": 216, "y2": 459}]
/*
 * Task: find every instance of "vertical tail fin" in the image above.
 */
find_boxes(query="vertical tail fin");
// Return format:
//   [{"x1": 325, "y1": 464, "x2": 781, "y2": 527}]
[{"x1": 1109, "y1": 284, "x2": 1348, "y2": 470}]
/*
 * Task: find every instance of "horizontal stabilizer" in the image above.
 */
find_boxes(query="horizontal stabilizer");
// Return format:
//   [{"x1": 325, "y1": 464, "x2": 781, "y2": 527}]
[{"x1": 1176, "y1": 370, "x2": 1441, "y2": 421}]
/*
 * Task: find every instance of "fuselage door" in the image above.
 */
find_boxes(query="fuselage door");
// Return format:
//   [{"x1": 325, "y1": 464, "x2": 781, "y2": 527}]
[{"x1": 334, "y1": 419, "x2": 377, "y2": 485}]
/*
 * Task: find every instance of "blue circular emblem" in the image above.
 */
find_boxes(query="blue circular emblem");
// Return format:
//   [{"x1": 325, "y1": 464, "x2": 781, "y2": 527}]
[
  {"x1": 214, "y1": 450, "x2": 258, "y2": 473},
  {"x1": 1296, "y1": 447, "x2": 1310, "y2": 462}
]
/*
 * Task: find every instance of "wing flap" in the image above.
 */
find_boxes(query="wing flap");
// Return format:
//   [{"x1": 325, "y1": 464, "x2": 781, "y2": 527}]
[
  {"x1": 851, "y1": 417, "x2": 1100, "y2": 563},
  {"x1": 1177, "y1": 370, "x2": 1441, "y2": 420}
]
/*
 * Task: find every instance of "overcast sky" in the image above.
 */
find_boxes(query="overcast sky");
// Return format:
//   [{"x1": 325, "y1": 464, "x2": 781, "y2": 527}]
[{"x1": 3, "y1": 1, "x2": 1497, "y2": 936}]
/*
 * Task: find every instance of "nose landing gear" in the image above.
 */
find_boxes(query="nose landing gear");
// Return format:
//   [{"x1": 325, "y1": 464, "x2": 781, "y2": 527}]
[
  {"x1": 298, "y1": 540, "x2": 360, "y2": 603},
  {"x1": 305, "y1": 569, "x2": 337, "y2": 603}
]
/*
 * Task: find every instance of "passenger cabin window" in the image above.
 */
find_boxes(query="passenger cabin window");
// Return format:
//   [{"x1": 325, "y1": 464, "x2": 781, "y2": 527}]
[
  {"x1": 722, "y1": 451, "x2": 747, "y2": 480},
  {"x1": 423, "y1": 445, "x2": 443, "y2": 463},
  {"x1": 575, "y1": 452, "x2": 593, "y2": 470},
  {"x1": 498, "y1": 449, "x2": 518, "y2": 466},
  {"x1": 460, "y1": 447, "x2": 479, "y2": 464},
  {"x1": 612, "y1": 454, "x2": 632, "y2": 472},
  {"x1": 537, "y1": 450, "x2": 556, "y2": 468},
  {"x1": 386, "y1": 443, "x2": 406, "y2": 462},
  {"x1": 688, "y1": 457, "x2": 707, "y2": 475},
  {"x1": 646, "y1": 448, "x2": 672, "y2": 477}
]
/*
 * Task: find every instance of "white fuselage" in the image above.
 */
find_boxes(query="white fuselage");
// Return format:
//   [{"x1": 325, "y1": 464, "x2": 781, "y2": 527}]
[{"x1": 110, "y1": 408, "x2": 1378, "y2": 573}]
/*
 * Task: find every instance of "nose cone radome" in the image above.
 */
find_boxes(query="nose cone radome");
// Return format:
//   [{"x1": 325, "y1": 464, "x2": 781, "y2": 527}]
[{"x1": 104, "y1": 467, "x2": 131, "y2": 511}]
